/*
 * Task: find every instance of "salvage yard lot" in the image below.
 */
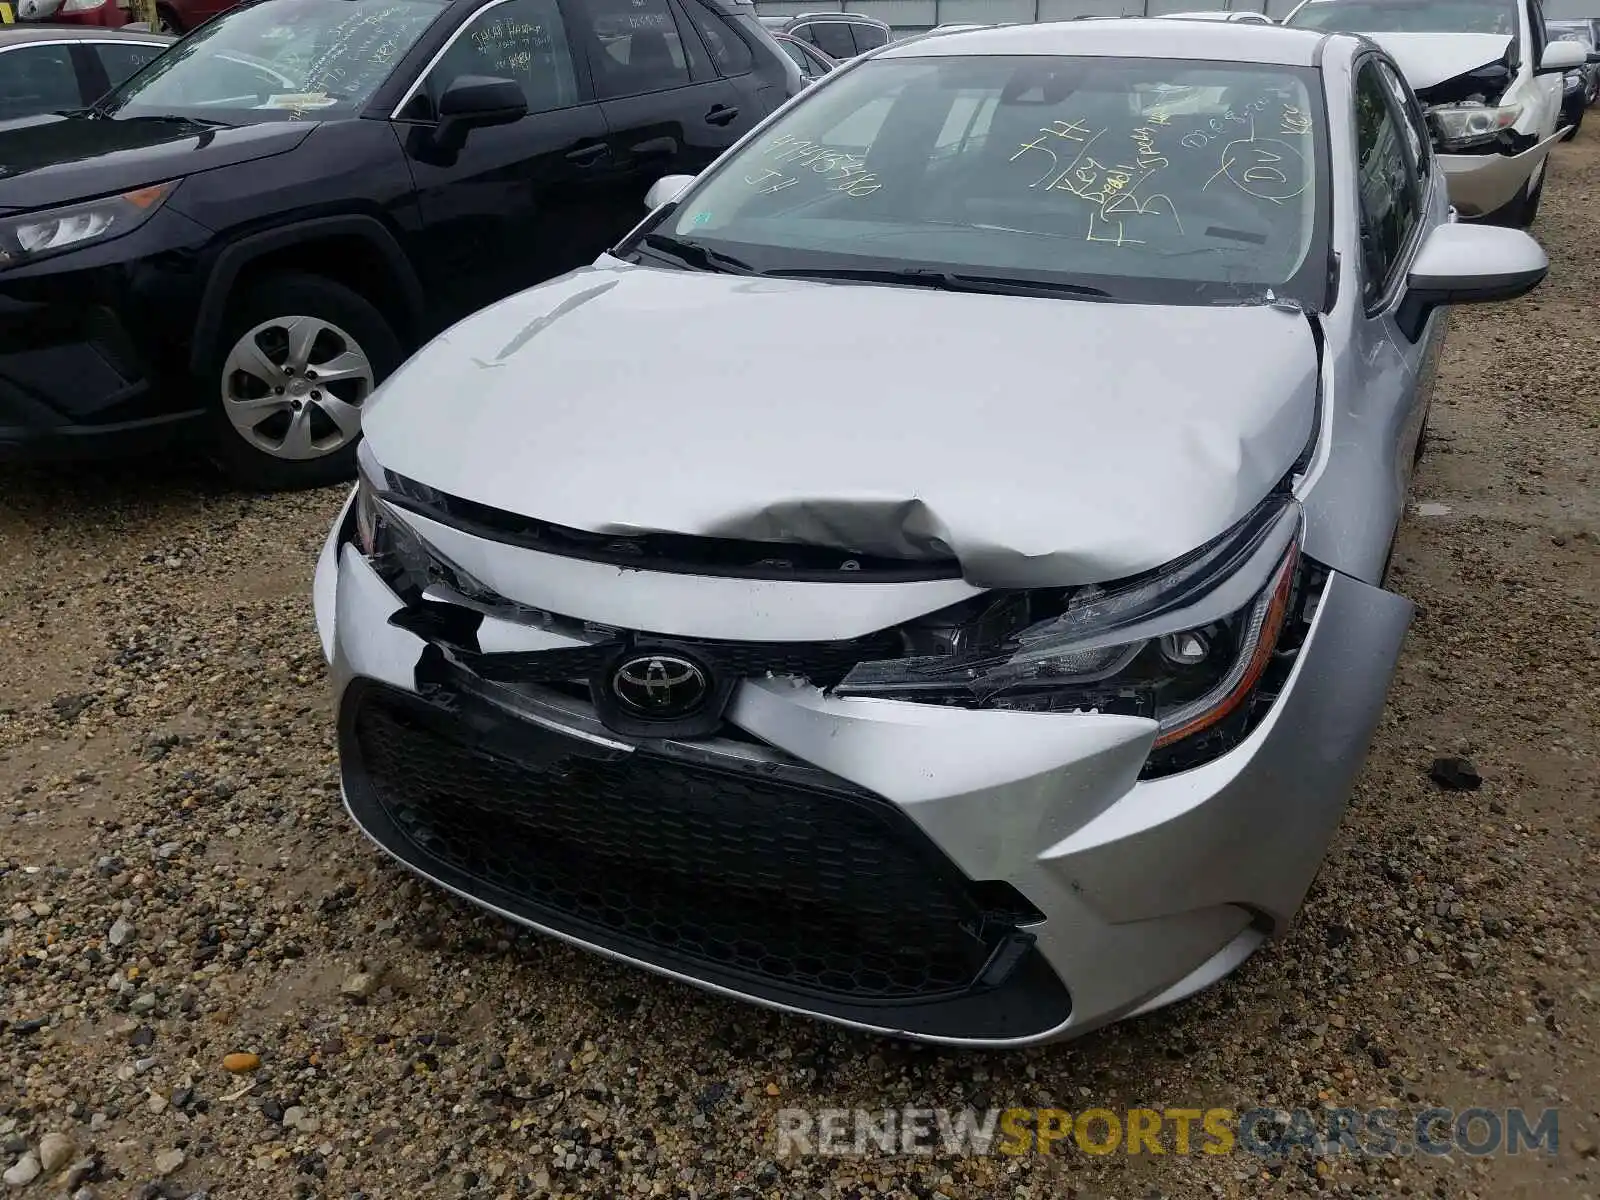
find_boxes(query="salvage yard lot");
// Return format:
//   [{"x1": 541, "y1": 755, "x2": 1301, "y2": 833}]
[{"x1": 1, "y1": 141, "x2": 1598, "y2": 1199}]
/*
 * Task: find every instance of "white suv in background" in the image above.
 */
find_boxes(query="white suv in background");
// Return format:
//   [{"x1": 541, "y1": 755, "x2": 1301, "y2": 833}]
[
  {"x1": 1285, "y1": 0, "x2": 1589, "y2": 225},
  {"x1": 758, "y1": 11, "x2": 892, "y2": 58}
]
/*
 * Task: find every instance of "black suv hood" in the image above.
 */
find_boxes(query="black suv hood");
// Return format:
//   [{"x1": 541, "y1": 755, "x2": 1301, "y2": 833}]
[{"x1": 0, "y1": 115, "x2": 315, "y2": 214}]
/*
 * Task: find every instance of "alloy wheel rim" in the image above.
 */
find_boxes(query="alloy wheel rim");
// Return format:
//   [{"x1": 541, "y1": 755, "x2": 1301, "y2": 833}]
[{"x1": 221, "y1": 314, "x2": 373, "y2": 461}]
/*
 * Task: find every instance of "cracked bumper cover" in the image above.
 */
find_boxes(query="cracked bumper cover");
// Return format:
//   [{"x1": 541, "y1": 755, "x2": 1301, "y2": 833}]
[
  {"x1": 314, "y1": 495, "x2": 1414, "y2": 1046},
  {"x1": 1439, "y1": 127, "x2": 1567, "y2": 216}
]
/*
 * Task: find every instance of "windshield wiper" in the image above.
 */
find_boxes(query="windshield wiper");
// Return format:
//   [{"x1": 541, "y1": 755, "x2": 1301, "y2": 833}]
[
  {"x1": 635, "y1": 232, "x2": 755, "y2": 275},
  {"x1": 89, "y1": 111, "x2": 236, "y2": 128},
  {"x1": 760, "y1": 266, "x2": 1112, "y2": 299}
]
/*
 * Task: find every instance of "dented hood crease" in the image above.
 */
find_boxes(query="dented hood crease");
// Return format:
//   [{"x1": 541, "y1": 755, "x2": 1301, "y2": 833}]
[
  {"x1": 1366, "y1": 32, "x2": 1514, "y2": 91},
  {"x1": 364, "y1": 262, "x2": 1320, "y2": 589}
]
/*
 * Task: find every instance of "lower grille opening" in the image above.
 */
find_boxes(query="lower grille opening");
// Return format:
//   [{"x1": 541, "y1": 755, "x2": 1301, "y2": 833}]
[{"x1": 340, "y1": 682, "x2": 1071, "y2": 1039}]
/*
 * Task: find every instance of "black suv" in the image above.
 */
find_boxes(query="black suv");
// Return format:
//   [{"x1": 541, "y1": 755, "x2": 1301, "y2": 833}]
[{"x1": 0, "y1": 0, "x2": 798, "y2": 488}]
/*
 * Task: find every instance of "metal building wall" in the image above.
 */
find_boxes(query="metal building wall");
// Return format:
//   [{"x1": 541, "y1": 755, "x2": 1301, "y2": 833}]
[
  {"x1": 755, "y1": 0, "x2": 1340, "y2": 31},
  {"x1": 754, "y1": 0, "x2": 1600, "y2": 37}
]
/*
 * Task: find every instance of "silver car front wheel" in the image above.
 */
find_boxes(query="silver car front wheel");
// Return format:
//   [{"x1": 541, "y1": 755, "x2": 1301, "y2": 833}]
[{"x1": 221, "y1": 314, "x2": 375, "y2": 461}]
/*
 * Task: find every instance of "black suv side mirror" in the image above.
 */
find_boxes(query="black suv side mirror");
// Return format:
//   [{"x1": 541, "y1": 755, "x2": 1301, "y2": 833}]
[{"x1": 432, "y1": 76, "x2": 527, "y2": 156}]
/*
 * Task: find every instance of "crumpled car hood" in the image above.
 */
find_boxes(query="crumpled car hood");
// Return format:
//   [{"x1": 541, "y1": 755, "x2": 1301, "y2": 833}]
[
  {"x1": 1365, "y1": 32, "x2": 1513, "y2": 91},
  {"x1": 363, "y1": 262, "x2": 1319, "y2": 589}
]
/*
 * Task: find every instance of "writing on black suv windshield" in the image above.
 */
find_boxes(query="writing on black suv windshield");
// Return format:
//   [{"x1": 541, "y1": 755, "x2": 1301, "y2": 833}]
[{"x1": 104, "y1": 0, "x2": 444, "y2": 121}]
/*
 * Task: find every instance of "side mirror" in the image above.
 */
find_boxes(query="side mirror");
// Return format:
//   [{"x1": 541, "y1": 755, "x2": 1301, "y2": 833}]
[
  {"x1": 644, "y1": 174, "x2": 696, "y2": 213},
  {"x1": 1538, "y1": 40, "x2": 1587, "y2": 72},
  {"x1": 1396, "y1": 223, "x2": 1547, "y2": 340},
  {"x1": 432, "y1": 76, "x2": 526, "y2": 156}
]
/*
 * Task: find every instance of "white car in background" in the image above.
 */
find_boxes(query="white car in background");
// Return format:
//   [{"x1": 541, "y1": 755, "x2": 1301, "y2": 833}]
[
  {"x1": 1285, "y1": 0, "x2": 1589, "y2": 225},
  {"x1": 1164, "y1": 11, "x2": 1277, "y2": 23}
]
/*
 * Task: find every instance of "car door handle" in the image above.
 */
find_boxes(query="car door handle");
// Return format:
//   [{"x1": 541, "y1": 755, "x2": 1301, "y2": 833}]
[
  {"x1": 705, "y1": 104, "x2": 740, "y2": 127},
  {"x1": 565, "y1": 142, "x2": 609, "y2": 165},
  {"x1": 629, "y1": 136, "x2": 677, "y2": 157}
]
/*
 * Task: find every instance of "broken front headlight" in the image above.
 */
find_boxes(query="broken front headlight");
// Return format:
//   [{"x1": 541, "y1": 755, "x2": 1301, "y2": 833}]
[
  {"x1": 835, "y1": 496, "x2": 1306, "y2": 774},
  {"x1": 351, "y1": 453, "x2": 498, "y2": 604},
  {"x1": 1427, "y1": 102, "x2": 1522, "y2": 150}
]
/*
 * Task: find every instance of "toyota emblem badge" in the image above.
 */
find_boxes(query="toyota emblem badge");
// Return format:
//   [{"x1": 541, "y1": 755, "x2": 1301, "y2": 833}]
[{"x1": 610, "y1": 653, "x2": 709, "y2": 718}]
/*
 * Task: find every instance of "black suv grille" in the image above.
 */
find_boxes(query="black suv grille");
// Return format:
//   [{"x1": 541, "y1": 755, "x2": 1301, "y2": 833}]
[{"x1": 341, "y1": 685, "x2": 1065, "y2": 1024}]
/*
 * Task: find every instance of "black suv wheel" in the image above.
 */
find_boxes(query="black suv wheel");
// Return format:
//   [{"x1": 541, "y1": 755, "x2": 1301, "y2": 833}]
[{"x1": 203, "y1": 272, "x2": 403, "y2": 491}]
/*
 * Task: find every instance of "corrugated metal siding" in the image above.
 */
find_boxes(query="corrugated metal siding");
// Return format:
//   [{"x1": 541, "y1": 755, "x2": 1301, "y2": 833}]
[{"x1": 754, "y1": 0, "x2": 1342, "y2": 30}]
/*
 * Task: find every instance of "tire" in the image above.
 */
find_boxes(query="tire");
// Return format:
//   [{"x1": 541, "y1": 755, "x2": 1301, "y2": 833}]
[
  {"x1": 1561, "y1": 103, "x2": 1582, "y2": 140},
  {"x1": 1482, "y1": 171, "x2": 1544, "y2": 229},
  {"x1": 202, "y1": 272, "x2": 403, "y2": 491}
]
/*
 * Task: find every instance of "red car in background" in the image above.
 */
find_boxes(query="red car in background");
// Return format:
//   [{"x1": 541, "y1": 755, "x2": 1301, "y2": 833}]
[
  {"x1": 14, "y1": 0, "x2": 132, "y2": 27},
  {"x1": 15, "y1": 0, "x2": 229, "y2": 33}
]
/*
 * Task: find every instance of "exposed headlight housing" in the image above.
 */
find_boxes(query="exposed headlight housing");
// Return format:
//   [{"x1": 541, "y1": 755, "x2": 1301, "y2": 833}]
[
  {"x1": 1426, "y1": 102, "x2": 1522, "y2": 151},
  {"x1": 835, "y1": 496, "x2": 1309, "y2": 777},
  {"x1": 351, "y1": 451, "x2": 503, "y2": 605},
  {"x1": 0, "y1": 182, "x2": 177, "y2": 270}
]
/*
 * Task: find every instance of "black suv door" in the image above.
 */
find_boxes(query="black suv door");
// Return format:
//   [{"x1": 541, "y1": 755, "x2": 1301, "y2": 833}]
[
  {"x1": 393, "y1": 0, "x2": 618, "y2": 328},
  {"x1": 566, "y1": 0, "x2": 762, "y2": 211}
]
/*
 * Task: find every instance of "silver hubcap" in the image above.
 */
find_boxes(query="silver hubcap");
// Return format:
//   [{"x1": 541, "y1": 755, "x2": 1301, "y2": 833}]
[{"x1": 221, "y1": 314, "x2": 373, "y2": 460}]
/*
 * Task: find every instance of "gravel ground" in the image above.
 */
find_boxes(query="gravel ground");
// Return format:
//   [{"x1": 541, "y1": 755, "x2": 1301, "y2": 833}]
[{"x1": 2, "y1": 133, "x2": 1598, "y2": 1200}]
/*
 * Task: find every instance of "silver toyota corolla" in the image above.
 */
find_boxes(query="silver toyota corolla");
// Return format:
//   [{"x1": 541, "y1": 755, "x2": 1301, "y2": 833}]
[{"x1": 314, "y1": 20, "x2": 1548, "y2": 1046}]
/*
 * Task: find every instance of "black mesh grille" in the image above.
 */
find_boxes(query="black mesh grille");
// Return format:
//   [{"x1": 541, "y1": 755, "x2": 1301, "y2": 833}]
[
  {"x1": 345, "y1": 688, "x2": 1016, "y2": 1003},
  {"x1": 79, "y1": 307, "x2": 143, "y2": 381}
]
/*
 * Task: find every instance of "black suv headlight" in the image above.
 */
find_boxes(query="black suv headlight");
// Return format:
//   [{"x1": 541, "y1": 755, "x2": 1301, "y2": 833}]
[
  {"x1": 835, "y1": 496, "x2": 1308, "y2": 776},
  {"x1": 0, "y1": 181, "x2": 177, "y2": 269}
]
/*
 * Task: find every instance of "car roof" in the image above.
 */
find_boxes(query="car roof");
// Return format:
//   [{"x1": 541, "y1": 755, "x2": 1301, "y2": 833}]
[
  {"x1": 0, "y1": 25, "x2": 172, "y2": 44},
  {"x1": 878, "y1": 17, "x2": 1333, "y2": 65},
  {"x1": 786, "y1": 11, "x2": 890, "y2": 25}
]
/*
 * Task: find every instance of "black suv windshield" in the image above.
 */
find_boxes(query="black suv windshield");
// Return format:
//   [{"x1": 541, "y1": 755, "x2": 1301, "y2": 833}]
[
  {"x1": 101, "y1": 0, "x2": 447, "y2": 123},
  {"x1": 650, "y1": 55, "x2": 1331, "y2": 308},
  {"x1": 1287, "y1": 0, "x2": 1517, "y2": 34}
]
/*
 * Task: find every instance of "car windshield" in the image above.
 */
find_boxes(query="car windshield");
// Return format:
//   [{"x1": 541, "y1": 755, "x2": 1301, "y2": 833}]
[
  {"x1": 100, "y1": 0, "x2": 447, "y2": 123},
  {"x1": 653, "y1": 55, "x2": 1329, "y2": 307},
  {"x1": 1286, "y1": 0, "x2": 1516, "y2": 34}
]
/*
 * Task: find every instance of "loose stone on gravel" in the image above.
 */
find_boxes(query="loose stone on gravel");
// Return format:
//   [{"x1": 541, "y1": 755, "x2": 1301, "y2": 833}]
[
  {"x1": 1428, "y1": 754, "x2": 1484, "y2": 791},
  {"x1": 36, "y1": 1133, "x2": 73, "y2": 1175},
  {"x1": 2, "y1": 1153, "x2": 40, "y2": 1188}
]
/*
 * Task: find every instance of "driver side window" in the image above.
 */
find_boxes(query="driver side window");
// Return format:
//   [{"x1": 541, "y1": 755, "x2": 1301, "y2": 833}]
[
  {"x1": 1354, "y1": 59, "x2": 1420, "y2": 305},
  {"x1": 414, "y1": 0, "x2": 579, "y2": 119}
]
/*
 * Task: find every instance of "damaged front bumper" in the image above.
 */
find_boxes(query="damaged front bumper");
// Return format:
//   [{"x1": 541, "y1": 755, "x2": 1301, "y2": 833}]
[
  {"x1": 1438, "y1": 128, "x2": 1568, "y2": 217},
  {"x1": 313, "y1": 492, "x2": 1414, "y2": 1047}
]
